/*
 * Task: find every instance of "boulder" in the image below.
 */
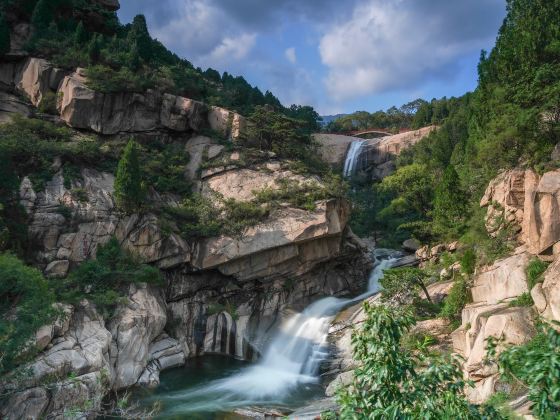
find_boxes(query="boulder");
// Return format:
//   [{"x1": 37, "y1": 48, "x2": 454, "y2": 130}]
[
  {"x1": 531, "y1": 258, "x2": 560, "y2": 325},
  {"x1": 312, "y1": 134, "x2": 360, "y2": 167},
  {"x1": 108, "y1": 284, "x2": 167, "y2": 390},
  {"x1": 14, "y1": 58, "x2": 64, "y2": 106},
  {"x1": 470, "y1": 251, "x2": 530, "y2": 304},
  {"x1": 137, "y1": 335, "x2": 185, "y2": 388},
  {"x1": 402, "y1": 238, "x2": 421, "y2": 252},
  {"x1": 160, "y1": 93, "x2": 207, "y2": 132}
]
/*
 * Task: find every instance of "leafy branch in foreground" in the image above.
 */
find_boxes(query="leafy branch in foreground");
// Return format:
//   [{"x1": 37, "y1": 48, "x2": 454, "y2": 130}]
[{"x1": 336, "y1": 303, "x2": 501, "y2": 419}]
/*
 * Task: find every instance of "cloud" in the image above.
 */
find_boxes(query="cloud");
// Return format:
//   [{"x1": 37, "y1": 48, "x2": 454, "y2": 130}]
[
  {"x1": 285, "y1": 47, "x2": 297, "y2": 64},
  {"x1": 319, "y1": 0, "x2": 504, "y2": 101}
]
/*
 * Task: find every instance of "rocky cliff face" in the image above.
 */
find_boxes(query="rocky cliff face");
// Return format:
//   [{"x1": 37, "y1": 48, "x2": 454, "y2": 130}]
[
  {"x1": 0, "y1": 56, "x2": 373, "y2": 418},
  {"x1": 314, "y1": 126, "x2": 436, "y2": 178}
]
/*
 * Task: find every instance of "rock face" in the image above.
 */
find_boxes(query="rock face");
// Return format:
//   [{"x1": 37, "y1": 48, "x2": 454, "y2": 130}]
[
  {"x1": 531, "y1": 258, "x2": 560, "y2": 325},
  {"x1": 0, "y1": 57, "x2": 246, "y2": 139},
  {"x1": 481, "y1": 168, "x2": 560, "y2": 258},
  {"x1": 313, "y1": 127, "x2": 436, "y2": 177},
  {"x1": 451, "y1": 248, "x2": 535, "y2": 403},
  {"x1": 108, "y1": 284, "x2": 167, "y2": 390}
]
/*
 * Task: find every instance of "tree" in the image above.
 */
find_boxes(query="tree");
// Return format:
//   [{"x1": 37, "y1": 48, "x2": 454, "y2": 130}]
[
  {"x1": 0, "y1": 253, "x2": 55, "y2": 374},
  {"x1": 114, "y1": 140, "x2": 144, "y2": 212},
  {"x1": 0, "y1": 11, "x2": 10, "y2": 56},
  {"x1": 128, "y1": 14, "x2": 152, "y2": 62},
  {"x1": 380, "y1": 267, "x2": 432, "y2": 303},
  {"x1": 489, "y1": 323, "x2": 560, "y2": 419},
  {"x1": 433, "y1": 165, "x2": 468, "y2": 234},
  {"x1": 73, "y1": 20, "x2": 87, "y2": 45},
  {"x1": 31, "y1": 0, "x2": 54, "y2": 34},
  {"x1": 337, "y1": 303, "x2": 500, "y2": 419}
]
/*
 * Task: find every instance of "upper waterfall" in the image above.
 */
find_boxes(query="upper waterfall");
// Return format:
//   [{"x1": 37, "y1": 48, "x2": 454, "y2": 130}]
[{"x1": 342, "y1": 140, "x2": 367, "y2": 177}]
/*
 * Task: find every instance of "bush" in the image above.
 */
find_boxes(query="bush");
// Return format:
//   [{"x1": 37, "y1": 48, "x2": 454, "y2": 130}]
[
  {"x1": 37, "y1": 91, "x2": 60, "y2": 114},
  {"x1": 508, "y1": 292, "x2": 534, "y2": 307},
  {"x1": 380, "y1": 267, "x2": 432, "y2": 303},
  {"x1": 439, "y1": 278, "x2": 470, "y2": 323},
  {"x1": 491, "y1": 324, "x2": 560, "y2": 419},
  {"x1": 114, "y1": 140, "x2": 145, "y2": 212},
  {"x1": 337, "y1": 303, "x2": 501, "y2": 419},
  {"x1": 58, "y1": 237, "x2": 161, "y2": 316},
  {"x1": 460, "y1": 248, "x2": 477, "y2": 275},
  {"x1": 0, "y1": 253, "x2": 56, "y2": 374},
  {"x1": 525, "y1": 258, "x2": 549, "y2": 289}
]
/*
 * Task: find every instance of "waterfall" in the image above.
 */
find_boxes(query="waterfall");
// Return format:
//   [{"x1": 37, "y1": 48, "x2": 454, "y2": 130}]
[
  {"x1": 343, "y1": 140, "x2": 367, "y2": 177},
  {"x1": 150, "y1": 253, "x2": 398, "y2": 415}
]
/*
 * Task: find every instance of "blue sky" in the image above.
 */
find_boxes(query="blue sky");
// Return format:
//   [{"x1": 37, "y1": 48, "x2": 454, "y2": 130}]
[{"x1": 118, "y1": 0, "x2": 506, "y2": 115}]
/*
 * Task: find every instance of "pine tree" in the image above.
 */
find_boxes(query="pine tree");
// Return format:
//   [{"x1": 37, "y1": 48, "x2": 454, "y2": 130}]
[
  {"x1": 73, "y1": 21, "x2": 87, "y2": 45},
  {"x1": 31, "y1": 0, "x2": 54, "y2": 34},
  {"x1": 128, "y1": 14, "x2": 151, "y2": 62},
  {"x1": 114, "y1": 140, "x2": 144, "y2": 212},
  {"x1": 87, "y1": 34, "x2": 102, "y2": 63},
  {"x1": 433, "y1": 165, "x2": 467, "y2": 232},
  {"x1": 0, "y1": 12, "x2": 10, "y2": 56}
]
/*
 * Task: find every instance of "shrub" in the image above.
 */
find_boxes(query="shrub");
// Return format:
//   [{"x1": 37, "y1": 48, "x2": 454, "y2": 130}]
[
  {"x1": 380, "y1": 267, "x2": 432, "y2": 303},
  {"x1": 460, "y1": 248, "x2": 477, "y2": 275},
  {"x1": 525, "y1": 258, "x2": 549, "y2": 289},
  {"x1": 114, "y1": 140, "x2": 145, "y2": 212},
  {"x1": 337, "y1": 303, "x2": 501, "y2": 419},
  {"x1": 439, "y1": 278, "x2": 470, "y2": 322},
  {"x1": 0, "y1": 253, "x2": 56, "y2": 374},
  {"x1": 508, "y1": 292, "x2": 534, "y2": 307},
  {"x1": 59, "y1": 237, "x2": 161, "y2": 316},
  {"x1": 37, "y1": 91, "x2": 60, "y2": 114},
  {"x1": 490, "y1": 324, "x2": 560, "y2": 419}
]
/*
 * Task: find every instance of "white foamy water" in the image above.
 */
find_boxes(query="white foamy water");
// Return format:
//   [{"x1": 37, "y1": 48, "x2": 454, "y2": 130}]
[
  {"x1": 343, "y1": 140, "x2": 367, "y2": 177},
  {"x1": 149, "y1": 252, "x2": 398, "y2": 415}
]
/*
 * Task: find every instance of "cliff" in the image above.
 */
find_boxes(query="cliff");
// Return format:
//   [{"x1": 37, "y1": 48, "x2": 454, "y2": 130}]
[{"x1": 0, "y1": 55, "x2": 372, "y2": 419}]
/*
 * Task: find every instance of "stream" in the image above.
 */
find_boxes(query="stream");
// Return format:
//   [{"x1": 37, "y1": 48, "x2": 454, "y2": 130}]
[{"x1": 134, "y1": 252, "x2": 398, "y2": 418}]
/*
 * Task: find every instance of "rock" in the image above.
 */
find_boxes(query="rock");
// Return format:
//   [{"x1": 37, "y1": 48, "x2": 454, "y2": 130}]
[
  {"x1": 19, "y1": 176, "x2": 36, "y2": 214},
  {"x1": 289, "y1": 398, "x2": 338, "y2": 420},
  {"x1": 532, "y1": 258, "x2": 560, "y2": 325},
  {"x1": 160, "y1": 93, "x2": 207, "y2": 132},
  {"x1": 481, "y1": 168, "x2": 560, "y2": 256},
  {"x1": 416, "y1": 245, "x2": 430, "y2": 261},
  {"x1": 471, "y1": 251, "x2": 530, "y2": 304},
  {"x1": 14, "y1": 58, "x2": 64, "y2": 106},
  {"x1": 137, "y1": 335, "x2": 185, "y2": 388},
  {"x1": 312, "y1": 134, "x2": 362, "y2": 167},
  {"x1": 426, "y1": 280, "x2": 455, "y2": 304},
  {"x1": 208, "y1": 106, "x2": 245, "y2": 140},
  {"x1": 108, "y1": 284, "x2": 167, "y2": 390},
  {"x1": 44, "y1": 259, "x2": 70, "y2": 278},
  {"x1": 0, "y1": 91, "x2": 32, "y2": 122},
  {"x1": 463, "y1": 307, "x2": 535, "y2": 403},
  {"x1": 326, "y1": 370, "x2": 354, "y2": 397},
  {"x1": 0, "y1": 387, "x2": 49, "y2": 420},
  {"x1": 35, "y1": 324, "x2": 54, "y2": 352},
  {"x1": 402, "y1": 238, "x2": 421, "y2": 252}
]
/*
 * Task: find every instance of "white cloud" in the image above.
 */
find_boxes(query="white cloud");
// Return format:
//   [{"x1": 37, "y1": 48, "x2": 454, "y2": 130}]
[
  {"x1": 319, "y1": 0, "x2": 503, "y2": 101},
  {"x1": 285, "y1": 47, "x2": 297, "y2": 64},
  {"x1": 148, "y1": 0, "x2": 256, "y2": 69}
]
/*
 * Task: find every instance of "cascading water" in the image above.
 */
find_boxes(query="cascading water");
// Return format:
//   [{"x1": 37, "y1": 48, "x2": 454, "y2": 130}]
[
  {"x1": 343, "y1": 140, "x2": 367, "y2": 177},
  {"x1": 142, "y1": 253, "x2": 398, "y2": 416}
]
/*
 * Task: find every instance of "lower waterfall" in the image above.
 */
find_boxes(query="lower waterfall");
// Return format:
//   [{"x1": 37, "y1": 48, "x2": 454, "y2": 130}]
[{"x1": 140, "y1": 253, "x2": 398, "y2": 416}]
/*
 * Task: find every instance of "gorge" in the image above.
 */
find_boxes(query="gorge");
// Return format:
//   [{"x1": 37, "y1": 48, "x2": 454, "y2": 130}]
[{"x1": 0, "y1": 0, "x2": 559, "y2": 419}]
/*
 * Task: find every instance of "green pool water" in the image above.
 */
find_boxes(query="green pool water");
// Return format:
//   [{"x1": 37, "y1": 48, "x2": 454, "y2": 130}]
[{"x1": 133, "y1": 355, "x2": 324, "y2": 419}]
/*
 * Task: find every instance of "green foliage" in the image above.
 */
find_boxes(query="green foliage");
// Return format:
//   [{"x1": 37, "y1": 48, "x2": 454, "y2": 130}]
[
  {"x1": 440, "y1": 278, "x2": 470, "y2": 322},
  {"x1": 492, "y1": 323, "x2": 560, "y2": 419},
  {"x1": 114, "y1": 140, "x2": 145, "y2": 213},
  {"x1": 325, "y1": 99, "x2": 427, "y2": 133},
  {"x1": 461, "y1": 248, "x2": 477, "y2": 275},
  {"x1": 58, "y1": 237, "x2": 161, "y2": 316},
  {"x1": 139, "y1": 141, "x2": 191, "y2": 195},
  {"x1": 433, "y1": 165, "x2": 468, "y2": 237},
  {"x1": 242, "y1": 106, "x2": 327, "y2": 173},
  {"x1": 37, "y1": 91, "x2": 60, "y2": 114},
  {"x1": 0, "y1": 11, "x2": 10, "y2": 55},
  {"x1": 337, "y1": 303, "x2": 500, "y2": 419},
  {"x1": 525, "y1": 258, "x2": 550, "y2": 289},
  {"x1": 379, "y1": 267, "x2": 432, "y2": 303},
  {"x1": 508, "y1": 292, "x2": 534, "y2": 307},
  {"x1": 0, "y1": 253, "x2": 55, "y2": 374}
]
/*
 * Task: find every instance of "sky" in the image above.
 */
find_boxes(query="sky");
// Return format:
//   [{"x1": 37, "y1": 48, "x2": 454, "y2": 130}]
[{"x1": 118, "y1": 0, "x2": 506, "y2": 115}]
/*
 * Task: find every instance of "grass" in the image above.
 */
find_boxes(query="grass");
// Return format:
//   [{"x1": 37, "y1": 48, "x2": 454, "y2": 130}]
[{"x1": 525, "y1": 258, "x2": 549, "y2": 289}]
